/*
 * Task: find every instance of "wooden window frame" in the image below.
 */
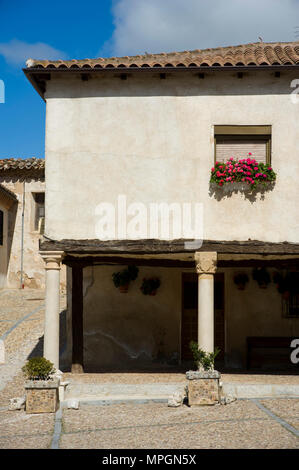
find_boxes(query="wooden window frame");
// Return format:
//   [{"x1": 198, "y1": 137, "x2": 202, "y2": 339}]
[{"x1": 214, "y1": 125, "x2": 272, "y2": 165}]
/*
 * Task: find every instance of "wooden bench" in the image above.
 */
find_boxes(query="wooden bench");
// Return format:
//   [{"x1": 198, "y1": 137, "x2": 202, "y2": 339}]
[{"x1": 246, "y1": 337, "x2": 297, "y2": 370}]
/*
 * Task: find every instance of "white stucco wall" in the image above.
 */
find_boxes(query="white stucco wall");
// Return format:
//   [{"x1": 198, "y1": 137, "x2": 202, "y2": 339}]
[
  {"x1": 64, "y1": 265, "x2": 182, "y2": 371},
  {"x1": 45, "y1": 71, "x2": 299, "y2": 243},
  {"x1": 225, "y1": 268, "x2": 298, "y2": 368}
]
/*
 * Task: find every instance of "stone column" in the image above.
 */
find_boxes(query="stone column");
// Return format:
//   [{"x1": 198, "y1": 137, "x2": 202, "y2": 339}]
[
  {"x1": 195, "y1": 252, "x2": 217, "y2": 353},
  {"x1": 40, "y1": 251, "x2": 64, "y2": 369}
]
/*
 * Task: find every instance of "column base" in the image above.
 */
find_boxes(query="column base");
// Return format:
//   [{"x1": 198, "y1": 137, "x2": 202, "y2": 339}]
[{"x1": 71, "y1": 363, "x2": 84, "y2": 374}]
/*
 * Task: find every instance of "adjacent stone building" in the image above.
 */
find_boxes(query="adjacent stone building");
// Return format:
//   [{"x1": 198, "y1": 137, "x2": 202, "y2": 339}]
[{"x1": 0, "y1": 158, "x2": 65, "y2": 289}]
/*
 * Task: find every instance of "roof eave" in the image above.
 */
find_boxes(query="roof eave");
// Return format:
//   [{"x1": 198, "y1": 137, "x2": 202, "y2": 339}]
[{"x1": 23, "y1": 64, "x2": 299, "y2": 99}]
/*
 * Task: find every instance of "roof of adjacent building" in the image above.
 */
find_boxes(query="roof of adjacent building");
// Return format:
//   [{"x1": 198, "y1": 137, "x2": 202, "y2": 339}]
[
  {"x1": 0, "y1": 183, "x2": 17, "y2": 199},
  {"x1": 0, "y1": 158, "x2": 44, "y2": 171},
  {"x1": 25, "y1": 41, "x2": 299, "y2": 69},
  {"x1": 0, "y1": 158, "x2": 45, "y2": 181},
  {"x1": 0, "y1": 183, "x2": 18, "y2": 208}
]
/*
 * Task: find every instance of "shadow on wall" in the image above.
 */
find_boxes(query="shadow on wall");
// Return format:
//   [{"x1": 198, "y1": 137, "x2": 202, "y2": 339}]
[
  {"x1": 82, "y1": 326, "x2": 181, "y2": 373},
  {"x1": 48, "y1": 72, "x2": 295, "y2": 100},
  {"x1": 209, "y1": 182, "x2": 276, "y2": 203}
]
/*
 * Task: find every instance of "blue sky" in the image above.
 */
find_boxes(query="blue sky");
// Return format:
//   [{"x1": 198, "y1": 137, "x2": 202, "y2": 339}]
[
  {"x1": 1, "y1": 0, "x2": 298, "y2": 159},
  {"x1": 0, "y1": 0, "x2": 113, "y2": 158}
]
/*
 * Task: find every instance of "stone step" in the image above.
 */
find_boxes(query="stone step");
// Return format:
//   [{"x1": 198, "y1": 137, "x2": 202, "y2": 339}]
[
  {"x1": 64, "y1": 382, "x2": 186, "y2": 400},
  {"x1": 222, "y1": 383, "x2": 299, "y2": 399},
  {"x1": 64, "y1": 380, "x2": 299, "y2": 402}
]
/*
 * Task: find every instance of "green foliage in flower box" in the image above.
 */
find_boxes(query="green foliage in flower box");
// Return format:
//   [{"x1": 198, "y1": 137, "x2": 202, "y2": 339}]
[{"x1": 210, "y1": 154, "x2": 276, "y2": 189}]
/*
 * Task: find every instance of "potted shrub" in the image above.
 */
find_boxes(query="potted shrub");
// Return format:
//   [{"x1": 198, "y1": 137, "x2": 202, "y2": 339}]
[
  {"x1": 22, "y1": 357, "x2": 60, "y2": 414},
  {"x1": 233, "y1": 272, "x2": 249, "y2": 290},
  {"x1": 186, "y1": 341, "x2": 221, "y2": 406},
  {"x1": 140, "y1": 277, "x2": 161, "y2": 296},
  {"x1": 210, "y1": 154, "x2": 276, "y2": 192},
  {"x1": 112, "y1": 265, "x2": 139, "y2": 293},
  {"x1": 252, "y1": 267, "x2": 271, "y2": 288}
]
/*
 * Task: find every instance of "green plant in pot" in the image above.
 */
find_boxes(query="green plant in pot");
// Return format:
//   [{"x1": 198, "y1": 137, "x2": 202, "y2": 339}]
[
  {"x1": 140, "y1": 277, "x2": 161, "y2": 295},
  {"x1": 189, "y1": 341, "x2": 220, "y2": 371},
  {"x1": 22, "y1": 357, "x2": 59, "y2": 414},
  {"x1": 252, "y1": 267, "x2": 271, "y2": 289},
  {"x1": 233, "y1": 272, "x2": 249, "y2": 290},
  {"x1": 112, "y1": 265, "x2": 139, "y2": 293},
  {"x1": 22, "y1": 357, "x2": 55, "y2": 380}
]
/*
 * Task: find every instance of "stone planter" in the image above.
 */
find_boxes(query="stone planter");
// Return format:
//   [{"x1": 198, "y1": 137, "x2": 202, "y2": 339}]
[
  {"x1": 186, "y1": 370, "x2": 221, "y2": 406},
  {"x1": 25, "y1": 379, "x2": 60, "y2": 413}
]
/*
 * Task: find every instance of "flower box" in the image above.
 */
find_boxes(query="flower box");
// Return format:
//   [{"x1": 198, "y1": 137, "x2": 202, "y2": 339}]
[{"x1": 210, "y1": 155, "x2": 276, "y2": 191}]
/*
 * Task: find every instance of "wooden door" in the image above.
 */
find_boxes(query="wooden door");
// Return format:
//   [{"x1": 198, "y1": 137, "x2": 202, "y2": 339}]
[{"x1": 181, "y1": 273, "x2": 225, "y2": 361}]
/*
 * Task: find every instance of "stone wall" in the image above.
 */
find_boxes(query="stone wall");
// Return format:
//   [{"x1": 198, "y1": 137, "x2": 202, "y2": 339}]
[{"x1": 0, "y1": 177, "x2": 66, "y2": 289}]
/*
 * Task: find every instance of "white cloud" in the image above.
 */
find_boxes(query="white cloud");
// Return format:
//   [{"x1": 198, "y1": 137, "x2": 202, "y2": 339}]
[
  {"x1": 102, "y1": 0, "x2": 299, "y2": 57},
  {"x1": 0, "y1": 39, "x2": 67, "y2": 66}
]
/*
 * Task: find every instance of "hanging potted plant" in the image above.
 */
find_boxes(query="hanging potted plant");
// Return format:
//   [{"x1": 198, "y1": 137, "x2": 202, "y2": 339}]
[
  {"x1": 140, "y1": 277, "x2": 161, "y2": 296},
  {"x1": 233, "y1": 272, "x2": 249, "y2": 290},
  {"x1": 252, "y1": 267, "x2": 271, "y2": 288},
  {"x1": 112, "y1": 265, "x2": 139, "y2": 293},
  {"x1": 273, "y1": 271, "x2": 298, "y2": 299}
]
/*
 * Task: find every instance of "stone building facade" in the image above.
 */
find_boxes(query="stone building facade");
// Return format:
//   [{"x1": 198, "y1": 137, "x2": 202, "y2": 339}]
[
  {"x1": 0, "y1": 158, "x2": 65, "y2": 289},
  {"x1": 24, "y1": 41, "x2": 299, "y2": 372}
]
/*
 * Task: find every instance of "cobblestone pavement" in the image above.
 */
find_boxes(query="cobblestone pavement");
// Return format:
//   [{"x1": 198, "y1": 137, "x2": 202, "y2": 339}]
[
  {"x1": 0, "y1": 288, "x2": 298, "y2": 449},
  {"x1": 0, "y1": 289, "x2": 66, "y2": 393},
  {"x1": 0, "y1": 398, "x2": 298, "y2": 449}
]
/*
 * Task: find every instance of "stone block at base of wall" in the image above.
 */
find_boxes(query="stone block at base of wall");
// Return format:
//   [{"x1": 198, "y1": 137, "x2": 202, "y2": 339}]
[
  {"x1": 186, "y1": 370, "x2": 221, "y2": 406},
  {"x1": 25, "y1": 379, "x2": 60, "y2": 413}
]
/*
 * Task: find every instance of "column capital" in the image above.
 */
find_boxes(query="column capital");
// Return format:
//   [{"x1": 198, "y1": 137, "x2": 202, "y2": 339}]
[
  {"x1": 40, "y1": 251, "x2": 64, "y2": 270},
  {"x1": 195, "y1": 251, "x2": 217, "y2": 275}
]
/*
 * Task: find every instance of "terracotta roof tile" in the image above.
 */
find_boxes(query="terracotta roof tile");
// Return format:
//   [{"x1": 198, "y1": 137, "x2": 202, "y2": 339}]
[
  {"x1": 25, "y1": 42, "x2": 299, "y2": 69},
  {"x1": 0, "y1": 158, "x2": 45, "y2": 171}
]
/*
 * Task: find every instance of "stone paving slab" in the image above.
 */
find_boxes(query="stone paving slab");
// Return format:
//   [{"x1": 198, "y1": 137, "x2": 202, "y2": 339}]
[
  {"x1": 59, "y1": 401, "x2": 299, "y2": 449},
  {"x1": 0, "y1": 409, "x2": 55, "y2": 449},
  {"x1": 260, "y1": 398, "x2": 299, "y2": 418},
  {"x1": 62, "y1": 400, "x2": 267, "y2": 434},
  {"x1": 285, "y1": 419, "x2": 299, "y2": 431}
]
